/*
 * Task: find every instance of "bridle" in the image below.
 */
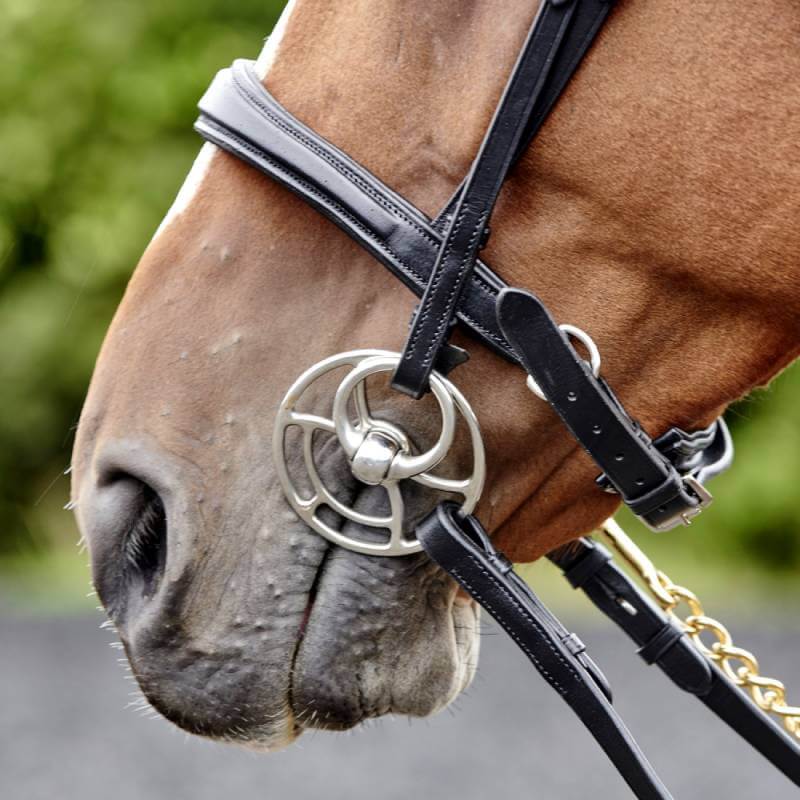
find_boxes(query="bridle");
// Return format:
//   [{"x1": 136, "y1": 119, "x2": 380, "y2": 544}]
[{"x1": 191, "y1": 1, "x2": 800, "y2": 796}]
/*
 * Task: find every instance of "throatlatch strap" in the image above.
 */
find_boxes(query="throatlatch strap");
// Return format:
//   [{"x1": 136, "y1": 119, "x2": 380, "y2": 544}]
[
  {"x1": 393, "y1": 0, "x2": 609, "y2": 398},
  {"x1": 550, "y1": 539, "x2": 800, "y2": 787},
  {"x1": 417, "y1": 503, "x2": 673, "y2": 800}
]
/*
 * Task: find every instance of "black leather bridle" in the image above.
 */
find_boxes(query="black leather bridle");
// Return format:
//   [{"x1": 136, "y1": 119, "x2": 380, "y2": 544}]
[{"x1": 192, "y1": 1, "x2": 800, "y2": 797}]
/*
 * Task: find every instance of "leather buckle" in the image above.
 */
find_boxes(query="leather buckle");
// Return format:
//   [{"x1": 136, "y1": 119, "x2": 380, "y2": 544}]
[{"x1": 643, "y1": 475, "x2": 713, "y2": 532}]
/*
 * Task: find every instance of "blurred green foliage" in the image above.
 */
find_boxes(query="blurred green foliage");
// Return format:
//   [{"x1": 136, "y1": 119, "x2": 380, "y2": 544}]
[
  {"x1": 0, "y1": 0, "x2": 797, "y2": 606},
  {"x1": 0, "y1": 0, "x2": 284, "y2": 560}
]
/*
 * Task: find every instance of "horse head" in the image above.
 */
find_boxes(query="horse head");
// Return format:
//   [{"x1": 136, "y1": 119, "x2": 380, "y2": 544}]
[{"x1": 71, "y1": 0, "x2": 800, "y2": 749}]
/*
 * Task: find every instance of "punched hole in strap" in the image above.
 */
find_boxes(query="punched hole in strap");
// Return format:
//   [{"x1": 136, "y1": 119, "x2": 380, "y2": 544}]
[{"x1": 637, "y1": 622, "x2": 685, "y2": 665}]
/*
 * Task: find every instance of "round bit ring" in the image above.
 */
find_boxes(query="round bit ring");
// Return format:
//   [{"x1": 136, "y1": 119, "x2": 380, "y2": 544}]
[{"x1": 273, "y1": 350, "x2": 485, "y2": 556}]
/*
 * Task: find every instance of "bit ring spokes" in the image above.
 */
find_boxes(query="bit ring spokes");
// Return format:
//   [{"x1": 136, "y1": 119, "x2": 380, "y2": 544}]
[
  {"x1": 273, "y1": 350, "x2": 485, "y2": 556},
  {"x1": 333, "y1": 355, "x2": 457, "y2": 480}
]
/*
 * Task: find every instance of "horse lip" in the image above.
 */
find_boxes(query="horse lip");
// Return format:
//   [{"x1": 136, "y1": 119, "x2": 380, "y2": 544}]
[
  {"x1": 287, "y1": 537, "x2": 330, "y2": 723},
  {"x1": 298, "y1": 598, "x2": 314, "y2": 640}
]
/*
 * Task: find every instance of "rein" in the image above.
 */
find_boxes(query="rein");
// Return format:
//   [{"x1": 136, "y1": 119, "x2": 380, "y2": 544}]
[{"x1": 192, "y1": 1, "x2": 799, "y2": 796}]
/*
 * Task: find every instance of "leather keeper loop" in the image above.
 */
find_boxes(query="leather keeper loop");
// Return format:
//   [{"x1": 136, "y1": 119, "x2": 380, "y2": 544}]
[
  {"x1": 563, "y1": 545, "x2": 612, "y2": 589},
  {"x1": 637, "y1": 623, "x2": 685, "y2": 665},
  {"x1": 562, "y1": 632, "x2": 587, "y2": 656},
  {"x1": 626, "y1": 470, "x2": 693, "y2": 518}
]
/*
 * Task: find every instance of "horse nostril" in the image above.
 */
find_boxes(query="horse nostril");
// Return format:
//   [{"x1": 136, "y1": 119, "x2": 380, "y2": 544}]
[
  {"x1": 84, "y1": 470, "x2": 169, "y2": 619},
  {"x1": 122, "y1": 484, "x2": 167, "y2": 597}
]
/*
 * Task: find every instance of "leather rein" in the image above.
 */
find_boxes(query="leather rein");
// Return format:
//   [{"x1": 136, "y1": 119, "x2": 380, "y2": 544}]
[{"x1": 192, "y1": 1, "x2": 800, "y2": 797}]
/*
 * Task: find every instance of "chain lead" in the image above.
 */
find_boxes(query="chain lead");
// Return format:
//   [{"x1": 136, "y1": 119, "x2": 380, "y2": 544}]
[{"x1": 601, "y1": 518, "x2": 800, "y2": 741}]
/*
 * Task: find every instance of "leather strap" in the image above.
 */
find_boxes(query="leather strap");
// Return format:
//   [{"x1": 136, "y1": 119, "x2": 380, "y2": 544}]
[
  {"x1": 392, "y1": 0, "x2": 585, "y2": 398},
  {"x1": 418, "y1": 503, "x2": 673, "y2": 800},
  {"x1": 597, "y1": 419, "x2": 734, "y2": 494},
  {"x1": 512, "y1": 0, "x2": 616, "y2": 168},
  {"x1": 496, "y1": 287, "x2": 713, "y2": 531},
  {"x1": 550, "y1": 538, "x2": 800, "y2": 786}
]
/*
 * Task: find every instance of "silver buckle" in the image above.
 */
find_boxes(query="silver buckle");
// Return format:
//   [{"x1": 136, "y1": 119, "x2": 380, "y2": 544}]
[{"x1": 644, "y1": 475, "x2": 713, "y2": 532}]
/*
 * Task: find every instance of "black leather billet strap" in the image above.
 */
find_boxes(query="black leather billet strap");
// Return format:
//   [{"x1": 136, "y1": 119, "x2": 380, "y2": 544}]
[
  {"x1": 418, "y1": 503, "x2": 673, "y2": 800},
  {"x1": 496, "y1": 288, "x2": 706, "y2": 531},
  {"x1": 196, "y1": 60, "x2": 517, "y2": 364},
  {"x1": 392, "y1": 0, "x2": 581, "y2": 398},
  {"x1": 550, "y1": 538, "x2": 800, "y2": 786}
]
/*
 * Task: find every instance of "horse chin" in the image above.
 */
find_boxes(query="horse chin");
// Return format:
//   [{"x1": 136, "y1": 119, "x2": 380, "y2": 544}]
[{"x1": 288, "y1": 546, "x2": 481, "y2": 733}]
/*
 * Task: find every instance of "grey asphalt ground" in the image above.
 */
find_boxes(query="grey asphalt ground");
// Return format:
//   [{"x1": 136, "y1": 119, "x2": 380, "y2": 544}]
[{"x1": 2, "y1": 611, "x2": 798, "y2": 800}]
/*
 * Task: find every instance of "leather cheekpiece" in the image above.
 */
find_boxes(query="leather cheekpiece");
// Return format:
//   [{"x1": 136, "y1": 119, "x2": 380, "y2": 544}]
[{"x1": 392, "y1": 0, "x2": 585, "y2": 398}]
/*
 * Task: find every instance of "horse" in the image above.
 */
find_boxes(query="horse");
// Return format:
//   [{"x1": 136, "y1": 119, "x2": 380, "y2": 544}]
[{"x1": 71, "y1": 0, "x2": 800, "y2": 750}]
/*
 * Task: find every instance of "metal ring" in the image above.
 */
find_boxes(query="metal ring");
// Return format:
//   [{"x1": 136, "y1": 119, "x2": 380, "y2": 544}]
[
  {"x1": 526, "y1": 324, "x2": 601, "y2": 402},
  {"x1": 332, "y1": 355, "x2": 456, "y2": 480},
  {"x1": 272, "y1": 349, "x2": 485, "y2": 556}
]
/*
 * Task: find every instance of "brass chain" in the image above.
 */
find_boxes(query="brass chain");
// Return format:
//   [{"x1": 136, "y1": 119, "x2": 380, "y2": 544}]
[{"x1": 601, "y1": 518, "x2": 800, "y2": 741}]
